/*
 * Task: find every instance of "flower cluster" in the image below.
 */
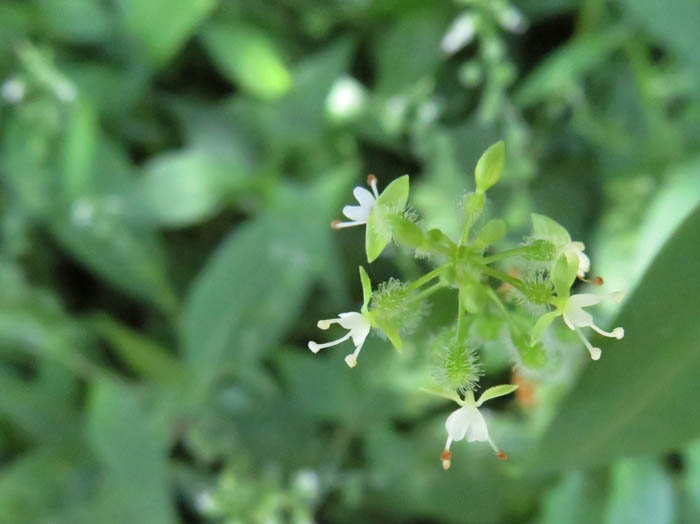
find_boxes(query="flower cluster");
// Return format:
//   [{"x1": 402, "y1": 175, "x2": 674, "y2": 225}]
[{"x1": 308, "y1": 141, "x2": 625, "y2": 468}]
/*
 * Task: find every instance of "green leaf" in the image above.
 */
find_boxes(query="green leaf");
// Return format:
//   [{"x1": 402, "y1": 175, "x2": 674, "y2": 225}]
[
  {"x1": 62, "y1": 100, "x2": 98, "y2": 197},
  {"x1": 474, "y1": 141, "x2": 505, "y2": 193},
  {"x1": 87, "y1": 379, "x2": 175, "y2": 524},
  {"x1": 604, "y1": 458, "x2": 675, "y2": 524},
  {"x1": 472, "y1": 218, "x2": 507, "y2": 251},
  {"x1": 140, "y1": 148, "x2": 249, "y2": 227},
  {"x1": 201, "y1": 20, "x2": 292, "y2": 100},
  {"x1": 531, "y1": 213, "x2": 572, "y2": 248},
  {"x1": 515, "y1": 28, "x2": 628, "y2": 107},
  {"x1": 50, "y1": 216, "x2": 176, "y2": 313},
  {"x1": 381, "y1": 323, "x2": 403, "y2": 352},
  {"x1": 530, "y1": 205, "x2": 700, "y2": 471},
  {"x1": 476, "y1": 384, "x2": 518, "y2": 407},
  {"x1": 419, "y1": 385, "x2": 462, "y2": 404},
  {"x1": 89, "y1": 314, "x2": 183, "y2": 385},
  {"x1": 530, "y1": 310, "x2": 560, "y2": 345},
  {"x1": 181, "y1": 203, "x2": 323, "y2": 386},
  {"x1": 616, "y1": 0, "x2": 700, "y2": 79},
  {"x1": 366, "y1": 175, "x2": 410, "y2": 262},
  {"x1": 359, "y1": 266, "x2": 372, "y2": 313},
  {"x1": 537, "y1": 471, "x2": 606, "y2": 524},
  {"x1": 116, "y1": 0, "x2": 217, "y2": 66}
]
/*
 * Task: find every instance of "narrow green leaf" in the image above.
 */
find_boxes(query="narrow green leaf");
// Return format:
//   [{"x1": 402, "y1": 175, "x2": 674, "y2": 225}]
[
  {"x1": 87, "y1": 379, "x2": 175, "y2": 524},
  {"x1": 530, "y1": 310, "x2": 560, "y2": 345},
  {"x1": 530, "y1": 205, "x2": 700, "y2": 471},
  {"x1": 116, "y1": 0, "x2": 217, "y2": 66},
  {"x1": 359, "y1": 266, "x2": 372, "y2": 313},
  {"x1": 476, "y1": 384, "x2": 518, "y2": 407}
]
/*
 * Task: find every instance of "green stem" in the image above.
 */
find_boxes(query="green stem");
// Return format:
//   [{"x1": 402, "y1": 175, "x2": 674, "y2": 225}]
[
  {"x1": 481, "y1": 245, "x2": 530, "y2": 264},
  {"x1": 456, "y1": 291, "x2": 465, "y2": 343},
  {"x1": 411, "y1": 282, "x2": 445, "y2": 303},
  {"x1": 479, "y1": 264, "x2": 523, "y2": 289},
  {"x1": 407, "y1": 265, "x2": 448, "y2": 291},
  {"x1": 485, "y1": 287, "x2": 517, "y2": 332}
]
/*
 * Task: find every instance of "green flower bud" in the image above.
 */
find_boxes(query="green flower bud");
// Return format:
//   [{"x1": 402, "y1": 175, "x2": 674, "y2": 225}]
[
  {"x1": 519, "y1": 274, "x2": 554, "y2": 305},
  {"x1": 386, "y1": 212, "x2": 424, "y2": 248},
  {"x1": 474, "y1": 141, "x2": 505, "y2": 193},
  {"x1": 522, "y1": 239, "x2": 556, "y2": 261},
  {"x1": 430, "y1": 330, "x2": 482, "y2": 394},
  {"x1": 369, "y1": 279, "x2": 426, "y2": 345}
]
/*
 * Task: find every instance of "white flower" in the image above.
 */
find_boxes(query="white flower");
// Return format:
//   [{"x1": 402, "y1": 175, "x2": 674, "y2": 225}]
[
  {"x1": 331, "y1": 175, "x2": 379, "y2": 230},
  {"x1": 562, "y1": 291, "x2": 625, "y2": 360},
  {"x1": 563, "y1": 241, "x2": 591, "y2": 279},
  {"x1": 441, "y1": 402, "x2": 506, "y2": 469},
  {"x1": 308, "y1": 311, "x2": 371, "y2": 368}
]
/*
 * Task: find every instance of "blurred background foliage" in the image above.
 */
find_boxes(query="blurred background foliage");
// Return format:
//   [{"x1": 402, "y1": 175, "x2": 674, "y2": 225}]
[{"x1": 0, "y1": 0, "x2": 699, "y2": 523}]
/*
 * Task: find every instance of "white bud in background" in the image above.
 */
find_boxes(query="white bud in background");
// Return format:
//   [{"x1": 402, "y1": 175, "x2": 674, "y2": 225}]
[
  {"x1": 441, "y1": 12, "x2": 477, "y2": 55},
  {"x1": 326, "y1": 76, "x2": 366, "y2": 121},
  {"x1": 1, "y1": 77, "x2": 26, "y2": 104}
]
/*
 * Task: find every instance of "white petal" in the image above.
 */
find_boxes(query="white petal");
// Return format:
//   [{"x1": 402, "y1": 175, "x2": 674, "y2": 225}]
[
  {"x1": 568, "y1": 293, "x2": 602, "y2": 308},
  {"x1": 563, "y1": 305, "x2": 593, "y2": 328},
  {"x1": 464, "y1": 407, "x2": 490, "y2": 443},
  {"x1": 342, "y1": 204, "x2": 371, "y2": 223},
  {"x1": 577, "y1": 251, "x2": 591, "y2": 275},
  {"x1": 353, "y1": 187, "x2": 375, "y2": 208},
  {"x1": 445, "y1": 405, "x2": 477, "y2": 442}
]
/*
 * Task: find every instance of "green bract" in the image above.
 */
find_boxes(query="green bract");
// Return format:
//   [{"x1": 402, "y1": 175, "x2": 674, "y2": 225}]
[{"x1": 366, "y1": 175, "x2": 410, "y2": 262}]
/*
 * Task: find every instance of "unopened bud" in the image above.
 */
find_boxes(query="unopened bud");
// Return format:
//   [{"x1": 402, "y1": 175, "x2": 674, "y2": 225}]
[{"x1": 522, "y1": 239, "x2": 556, "y2": 261}]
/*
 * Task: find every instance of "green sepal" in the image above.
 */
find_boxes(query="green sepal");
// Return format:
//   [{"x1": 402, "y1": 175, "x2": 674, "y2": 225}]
[
  {"x1": 552, "y1": 252, "x2": 579, "y2": 298},
  {"x1": 474, "y1": 141, "x2": 505, "y2": 193},
  {"x1": 530, "y1": 310, "x2": 560, "y2": 345},
  {"x1": 476, "y1": 384, "x2": 518, "y2": 407},
  {"x1": 359, "y1": 266, "x2": 372, "y2": 313},
  {"x1": 531, "y1": 213, "x2": 571, "y2": 247},
  {"x1": 365, "y1": 175, "x2": 410, "y2": 262},
  {"x1": 380, "y1": 322, "x2": 403, "y2": 352},
  {"x1": 420, "y1": 384, "x2": 462, "y2": 404},
  {"x1": 388, "y1": 215, "x2": 424, "y2": 248}
]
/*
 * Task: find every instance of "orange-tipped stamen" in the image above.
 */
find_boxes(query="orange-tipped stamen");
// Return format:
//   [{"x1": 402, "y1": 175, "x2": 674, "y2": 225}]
[
  {"x1": 496, "y1": 450, "x2": 507, "y2": 461},
  {"x1": 441, "y1": 449, "x2": 452, "y2": 470},
  {"x1": 331, "y1": 220, "x2": 341, "y2": 230}
]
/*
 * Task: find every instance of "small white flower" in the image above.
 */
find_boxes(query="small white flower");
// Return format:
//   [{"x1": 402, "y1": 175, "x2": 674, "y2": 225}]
[
  {"x1": 308, "y1": 311, "x2": 371, "y2": 368},
  {"x1": 562, "y1": 291, "x2": 625, "y2": 360},
  {"x1": 331, "y1": 175, "x2": 379, "y2": 230},
  {"x1": 563, "y1": 241, "x2": 591, "y2": 279},
  {"x1": 441, "y1": 402, "x2": 506, "y2": 469}
]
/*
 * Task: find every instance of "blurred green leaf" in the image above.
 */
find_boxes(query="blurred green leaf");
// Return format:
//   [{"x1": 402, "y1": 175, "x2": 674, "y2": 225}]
[
  {"x1": 181, "y1": 177, "x2": 342, "y2": 386},
  {"x1": 615, "y1": 0, "x2": 700, "y2": 78},
  {"x1": 36, "y1": 0, "x2": 112, "y2": 43},
  {"x1": 116, "y1": 0, "x2": 217, "y2": 65},
  {"x1": 0, "y1": 447, "x2": 91, "y2": 524},
  {"x1": 516, "y1": 28, "x2": 628, "y2": 107},
  {"x1": 140, "y1": 148, "x2": 249, "y2": 227},
  {"x1": 87, "y1": 379, "x2": 174, "y2": 524},
  {"x1": 89, "y1": 314, "x2": 183, "y2": 385},
  {"x1": 531, "y1": 204, "x2": 700, "y2": 470},
  {"x1": 50, "y1": 216, "x2": 176, "y2": 312},
  {"x1": 62, "y1": 100, "x2": 98, "y2": 198},
  {"x1": 202, "y1": 20, "x2": 292, "y2": 100},
  {"x1": 604, "y1": 458, "x2": 675, "y2": 524},
  {"x1": 537, "y1": 471, "x2": 606, "y2": 524}
]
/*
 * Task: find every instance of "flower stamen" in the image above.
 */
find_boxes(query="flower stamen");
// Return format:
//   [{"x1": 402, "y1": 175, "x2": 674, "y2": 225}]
[
  {"x1": 574, "y1": 327, "x2": 601, "y2": 360},
  {"x1": 308, "y1": 331, "x2": 353, "y2": 353}
]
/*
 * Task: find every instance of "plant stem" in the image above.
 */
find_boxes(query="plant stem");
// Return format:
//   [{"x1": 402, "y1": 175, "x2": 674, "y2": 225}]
[
  {"x1": 479, "y1": 264, "x2": 523, "y2": 289},
  {"x1": 411, "y1": 282, "x2": 445, "y2": 303},
  {"x1": 481, "y1": 245, "x2": 530, "y2": 264},
  {"x1": 407, "y1": 264, "x2": 448, "y2": 291}
]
